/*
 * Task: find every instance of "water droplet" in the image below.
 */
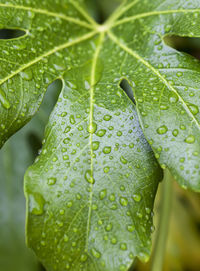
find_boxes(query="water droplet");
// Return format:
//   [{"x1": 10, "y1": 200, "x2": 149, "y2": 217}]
[
  {"x1": 97, "y1": 129, "x2": 106, "y2": 137},
  {"x1": 103, "y1": 114, "x2": 112, "y2": 121},
  {"x1": 111, "y1": 237, "x2": 117, "y2": 244},
  {"x1": 13, "y1": 43, "x2": 26, "y2": 50},
  {"x1": 120, "y1": 243, "x2": 127, "y2": 250},
  {"x1": 120, "y1": 197, "x2": 128, "y2": 206},
  {"x1": 157, "y1": 125, "x2": 168, "y2": 135},
  {"x1": 185, "y1": 135, "x2": 195, "y2": 144},
  {"x1": 99, "y1": 189, "x2": 107, "y2": 200},
  {"x1": 41, "y1": 240, "x2": 46, "y2": 246},
  {"x1": 47, "y1": 177, "x2": 57, "y2": 185},
  {"x1": 103, "y1": 166, "x2": 110, "y2": 173},
  {"x1": 64, "y1": 234, "x2": 69, "y2": 242},
  {"x1": 80, "y1": 254, "x2": 88, "y2": 262},
  {"x1": 29, "y1": 193, "x2": 45, "y2": 215},
  {"x1": 92, "y1": 141, "x2": 100, "y2": 151},
  {"x1": 20, "y1": 70, "x2": 33, "y2": 81},
  {"x1": 103, "y1": 146, "x2": 111, "y2": 154},
  {"x1": 176, "y1": 72, "x2": 183, "y2": 77},
  {"x1": 85, "y1": 170, "x2": 95, "y2": 184},
  {"x1": 169, "y1": 94, "x2": 178, "y2": 103},
  {"x1": 160, "y1": 105, "x2": 169, "y2": 110},
  {"x1": 64, "y1": 126, "x2": 71, "y2": 133},
  {"x1": 91, "y1": 248, "x2": 101, "y2": 259},
  {"x1": 88, "y1": 122, "x2": 97, "y2": 134},
  {"x1": 132, "y1": 194, "x2": 141, "y2": 202},
  {"x1": 109, "y1": 194, "x2": 116, "y2": 202},
  {"x1": 127, "y1": 224, "x2": 135, "y2": 232},
  {"x1": 69, "y1": 115, "x2": 76, "y2": 124},
  {"x1": 189, "y1": 104, "x2": 199, "y2": 115},
  {"x1": 60, "y1": 209, "x2": 65, "y2": 215},
  {"x1": 120, "y1": 155, "x2": 128, "y2": 164},
  {"x1": 105, "y1": 223, "x2": 113, "y2": 231},
  {"x1": 0, "y1": 89, "x2": 11, "y2": 109},
  {"x1": 117, "y1": 131, "x2": 123, "y2": 136},
  {"x1": 172, "y1": 129, "x2": 179, "y2": 137}
]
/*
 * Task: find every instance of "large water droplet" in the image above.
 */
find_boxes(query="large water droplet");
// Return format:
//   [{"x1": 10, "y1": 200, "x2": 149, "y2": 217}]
[
  {"x1": 120, "y1": 197, "x2": 128, "y2": 206},
  {"x1": 189, "y1": 104, "x2": 199, "y2": 115},
  {"x1": 157, "y1": 125, "x2": 168, "y2": 135},
  {"x1": 47, "y1": 177, "x2": 57, "y2": 185},
  {"x1": 99, "y1": 189, "x2": 107, "y2": 200},
  {"x1": 103, "y1": 146, "x2": 111, "y2": 154},
  {"x1": 29, "y1": 192, "x2": 45, "y2": 215},
  {"x1": 92, "y1": 141, "x2": 100, "y2": 151},
  {"x1": 132, "y1": 193, "x2": 141, "y2": 202},
  {"x1": 185, "y1": 135, "x2": 195, "y2": 144},
  {"x1": 97, "y1": 129, "x2": 106, "y2": 137},
  {"x1": 88, "y1": 122, "x2": 97, "y2": 134},
  {"x1": 91, "y1": 248, "x2": 101, "y2": 259},
  {"x1": 20, "y1": 70, "x2": 33, "y2": 81},
  {"x1": 120, "y1": 155, "x2": 128, "y2": 164},
  {"x1": 85, "y1": 169, "x2": 95, "y2": 184},
  {"x1": 0, "y1": 89, "x2": 10, "y2": 109}
]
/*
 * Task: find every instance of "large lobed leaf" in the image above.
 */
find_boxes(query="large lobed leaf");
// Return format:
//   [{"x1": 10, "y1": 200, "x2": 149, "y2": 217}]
[{"x1": 0, "y1": 0, "x2": 200, "y2": 270}]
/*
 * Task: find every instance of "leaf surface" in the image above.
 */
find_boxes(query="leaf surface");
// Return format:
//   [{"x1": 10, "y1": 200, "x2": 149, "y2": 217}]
[
  {"x1": 1, "y1": 0, "x2": 200, "y2": 270},
  {"x1": 106, "y1": 0, "x2": 200, "y2": 191}
]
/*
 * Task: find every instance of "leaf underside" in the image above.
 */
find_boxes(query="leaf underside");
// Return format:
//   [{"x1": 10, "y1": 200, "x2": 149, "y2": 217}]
[{"x1": 0, "y1": 0, "x2": 200, "y2": 270}]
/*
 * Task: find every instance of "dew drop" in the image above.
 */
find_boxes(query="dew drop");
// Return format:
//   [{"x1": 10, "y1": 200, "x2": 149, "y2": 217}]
[
  {"x1": 120, "y1": 243, "x2": 127, "y2": 251},
  {"x1": 47, "y1": 177, "x2": 57, "y2": 185},
  {"x1": 87, "y1": 122, "x2": 97, "y2": 134},
  {"x1": 92, "y1": 141, "x2": 100, "y2": 151},
  {"x1": 80, "y1": 254, "x2": 88, "y2": 262},
  {"x1": 111, "y1": 237, "x2": 117, "y2": 244},
  {"x1": 169, "y1": 94, "x2": 178, "y2": 103},
  {"x1": 120, "y1": 197, "x2": 128, "y2": 206},
  {"x1": 64, "y1": 234, "x2": 69, "y2": 242},
  {"x1": 69, "y1": 115, "x2": 76, "y2": 124},
  {"x1": 189, "y1": 104, "x2": 199, "y2": 115},
  {"x1": 176, "y1": 72, "x2": 183, "y2": 77},
  {"x1": 127, "y1": 224, "x2": 135, "y2": 232},
  {"x1": 91, "y1": 248, "x2": 101, "y2": 259},
  {"x1": 157, "y1": 125, "x2": 168, "y2": 135},
  {"x1": 185, "y1": 135, "x2": 195, "y2": 144},
  {"x1": 132, "y1": 194, "x2": 141, "y2": 202},
  {"x1": 172, "y1": 129, "x2": 179, "y2": 137},
  {"x1": 105, "y1": 223, "x2": 113, "y2": 231},
  {"x1": 85, "y1": 169, "x2": 95, "y2": 184},
  {"x1": 20, "y1": 70, "x2": 33, "y2": 81},
  {"x1": 97, "y1": 129, "x2": 106, "y2": 137},
  {"x1": 99, "y1": 189, "x2": 107, "y2": 200},
  {"x1": 103, "y1": 114, "x2": 112, "y2": 121},
  {"x1": 120, "y1": 155, "x2": 128, "y2": 164},
  {"x1": 29, "y1": 193, "x2": 45, "y2": 215},
  {"x1": 0, "y1": 89, "x2": 11, "y2": 109},
  {"x1": 103, "y1": 146, "x2": 111, "y2": 154}
]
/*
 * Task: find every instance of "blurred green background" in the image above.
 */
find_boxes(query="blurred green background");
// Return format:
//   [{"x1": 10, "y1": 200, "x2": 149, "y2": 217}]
[{"x1": 0, "y1": 1, "x2": 200, "y2": 271}]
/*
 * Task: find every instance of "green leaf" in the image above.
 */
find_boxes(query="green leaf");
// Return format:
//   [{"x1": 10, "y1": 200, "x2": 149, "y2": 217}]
[
  {"x1": 105, "y1": 0, "x2": 200, "y2": 191},
  {"x1": 24, "y1": 52, "x2": 162, "y2": 270},
  {"x1": 1, "y1": 0, "x2": 200, "y2": 270}
]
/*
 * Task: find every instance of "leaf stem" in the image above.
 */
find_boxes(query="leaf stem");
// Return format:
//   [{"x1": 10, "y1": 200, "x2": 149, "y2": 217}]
[{"x1": 150, "y1": 169, "x2": 173, "y2": 271}]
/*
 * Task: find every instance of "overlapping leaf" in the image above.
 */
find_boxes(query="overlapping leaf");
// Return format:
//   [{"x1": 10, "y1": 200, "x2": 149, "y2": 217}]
[{"x1": 0, "y1": 0, "x2": 200, "y2": 270}]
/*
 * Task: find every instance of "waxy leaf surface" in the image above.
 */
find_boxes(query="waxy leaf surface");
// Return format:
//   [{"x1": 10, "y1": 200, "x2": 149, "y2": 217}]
[{"x1": 1, "y1": 0, "x2": 200, "y2": 270}]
